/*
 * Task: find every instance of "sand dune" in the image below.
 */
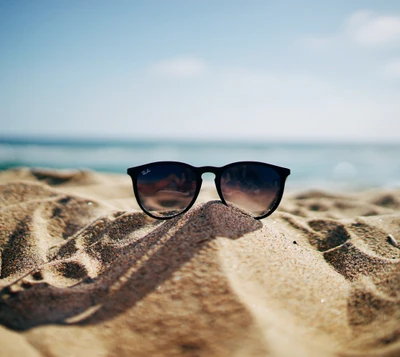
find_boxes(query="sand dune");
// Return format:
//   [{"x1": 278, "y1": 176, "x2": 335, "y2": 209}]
[{"x1": 0, "y1": 168, "x2": 399, "y2": 357}]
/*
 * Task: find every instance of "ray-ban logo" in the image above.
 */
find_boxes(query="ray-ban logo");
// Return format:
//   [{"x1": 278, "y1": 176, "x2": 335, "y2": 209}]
[{"x1": 141, "y1": 169, "x2": 151, "y2": 175}]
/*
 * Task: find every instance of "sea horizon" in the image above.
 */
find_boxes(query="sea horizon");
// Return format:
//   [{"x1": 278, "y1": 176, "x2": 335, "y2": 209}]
[{"x1": 1, "y1": 135, "x2": 399, "y2": 191}]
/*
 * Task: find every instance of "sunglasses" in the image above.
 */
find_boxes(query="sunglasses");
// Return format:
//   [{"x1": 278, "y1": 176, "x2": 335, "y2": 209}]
[{"x1": 127, "y1": 161, "x2": 290, "y2": 220}]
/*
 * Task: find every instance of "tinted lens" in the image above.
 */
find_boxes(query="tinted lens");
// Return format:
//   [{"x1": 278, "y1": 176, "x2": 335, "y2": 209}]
[
  {"x1": 220, "y1": 163, "x2": 282, "y2": 217},
  {"x1": 136, "y1": 163, "x2": 197, "y2": 218}
]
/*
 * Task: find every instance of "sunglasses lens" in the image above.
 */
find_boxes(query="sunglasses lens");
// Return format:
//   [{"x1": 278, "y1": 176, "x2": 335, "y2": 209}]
[
  {"x1": 135, "y1": 163, "x2": 197, "y2": 218},
  {"x1": 220, "y1": 163, "x2": 282, "y2": 217}
]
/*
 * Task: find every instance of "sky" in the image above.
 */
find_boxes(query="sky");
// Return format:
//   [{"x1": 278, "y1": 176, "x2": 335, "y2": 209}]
[{"x1": 1, "y1": 0, "x2": 400, "y2": 142}]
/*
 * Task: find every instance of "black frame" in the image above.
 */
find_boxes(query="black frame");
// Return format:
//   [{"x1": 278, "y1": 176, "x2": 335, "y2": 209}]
[{"x1": 127, "y1": 161, "x2": 290, "y2": 220}]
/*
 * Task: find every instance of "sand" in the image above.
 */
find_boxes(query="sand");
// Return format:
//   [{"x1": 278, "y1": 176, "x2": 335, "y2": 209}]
[{"x1": 0, "y1": 167, "x2": 399, "y2": 357}]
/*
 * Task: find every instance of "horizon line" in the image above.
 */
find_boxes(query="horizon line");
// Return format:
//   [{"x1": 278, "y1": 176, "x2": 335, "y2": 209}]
[{"x1": 0, "y1": 134, "x2": 399, "y2": 146}]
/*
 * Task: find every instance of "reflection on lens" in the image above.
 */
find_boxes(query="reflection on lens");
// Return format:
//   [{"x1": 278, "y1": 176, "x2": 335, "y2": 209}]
[
  {"x1": 220, "y1": 163, "x2": 281, "y2": 217},
  {"x1": 136, "y1": 163, "x2": 197, "y2": 218}
]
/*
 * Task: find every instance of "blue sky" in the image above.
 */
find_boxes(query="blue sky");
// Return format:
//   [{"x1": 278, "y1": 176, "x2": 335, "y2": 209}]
[{"x1": 1, "y1": 0, "x2": 400, "y2": 142}]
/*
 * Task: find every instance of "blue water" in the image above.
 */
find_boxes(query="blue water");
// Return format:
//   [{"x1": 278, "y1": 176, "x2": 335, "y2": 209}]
[{"x1": 0, "y1": 137, "x2": 399, "y2": 191}]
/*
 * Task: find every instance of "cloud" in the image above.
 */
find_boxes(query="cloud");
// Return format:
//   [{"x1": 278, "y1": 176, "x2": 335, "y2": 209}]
[
  {"x1": 383, "y1": 59, "x2": 400, "y2": 78},
  {"x1": 346, "y1": 10, "x2": 400, "y2": 47},
  {"x1": 301, "y1": 10, "x2": 400, "y2": 49},
  {"x1": 149, "y1": 57, "x2": 207, "y2": 78}
]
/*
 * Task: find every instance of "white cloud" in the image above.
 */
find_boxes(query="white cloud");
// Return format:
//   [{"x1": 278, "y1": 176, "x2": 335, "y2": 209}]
[
  {"x1": 383, "y1": 59, "x2": 400, "y2": 78},
  {"x1": 301, "y1": 10, "x2": 400, "y2": 49},
  {"x1": 149, "y1": 57, "x2": 207, "y2": 78},
  {"x1": 346, "y1": 10, "x2": 400, "y2": 47}
]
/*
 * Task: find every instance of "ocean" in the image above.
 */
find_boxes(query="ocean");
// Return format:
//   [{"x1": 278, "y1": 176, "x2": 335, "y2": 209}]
[{"x1": 0, "y1": 137, "x2": 399, "y2": 191}]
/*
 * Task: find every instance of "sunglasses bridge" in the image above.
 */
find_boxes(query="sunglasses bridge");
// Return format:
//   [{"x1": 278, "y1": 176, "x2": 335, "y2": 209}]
[{"x1": 194, "y1": 166, "x2": 221, "y2": 177}]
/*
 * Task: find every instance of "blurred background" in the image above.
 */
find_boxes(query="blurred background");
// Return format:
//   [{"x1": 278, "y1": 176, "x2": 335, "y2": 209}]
[{"x1": 1, "y1": 1, "x2": 399, "y2": 190}]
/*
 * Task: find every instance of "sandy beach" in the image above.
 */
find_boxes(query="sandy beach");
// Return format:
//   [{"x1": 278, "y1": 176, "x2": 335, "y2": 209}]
[{"x1": 0, "y1": 167, "x2": 399, "y2": 357}]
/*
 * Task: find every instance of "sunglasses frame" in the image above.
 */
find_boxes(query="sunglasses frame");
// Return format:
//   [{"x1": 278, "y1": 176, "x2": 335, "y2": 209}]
[{"x1": 127, "y1": 161, "x2": 290, "y2": 220}]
